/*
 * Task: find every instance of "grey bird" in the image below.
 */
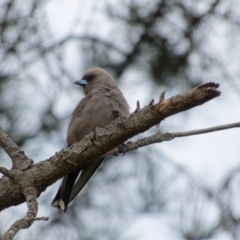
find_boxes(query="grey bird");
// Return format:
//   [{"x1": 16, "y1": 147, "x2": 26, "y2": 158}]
[{"x1": 51, "y1": 67, "x2": 130, "y2": 211}]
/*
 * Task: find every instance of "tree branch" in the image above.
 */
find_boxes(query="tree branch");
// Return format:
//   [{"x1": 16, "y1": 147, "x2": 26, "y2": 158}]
[
  {"x1": 0, "y1": 82, "x2": 221, "y2": 212},
  {"x1": 0, "y1": 166, "x2": 15, "y2": 179},
  {"x1": 167, "y1": 122, "x2": 240, "y2": 138},
  {"x1": 0, "y1": 127, "x2": 33, "y2": 170},
  {"x1": 102, "y1": 121, "x2": 240, "y2": 157},
  {"x1": 3, "y1": 186, "x2": 48, "y2": 240},
  {"x1": 152, "y1": 82, "x2": 220, "y2": 117}
]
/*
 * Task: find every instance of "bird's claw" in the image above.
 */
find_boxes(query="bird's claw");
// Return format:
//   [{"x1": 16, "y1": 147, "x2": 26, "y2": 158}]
[{"x1": 118, "y1": 143, "x2": 127, "y2": 155}]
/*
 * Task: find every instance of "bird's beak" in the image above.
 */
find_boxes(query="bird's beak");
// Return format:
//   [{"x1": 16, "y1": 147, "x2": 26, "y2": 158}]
[{"x1": 74, "y1": 79, "x2": 88, "y2": 87}]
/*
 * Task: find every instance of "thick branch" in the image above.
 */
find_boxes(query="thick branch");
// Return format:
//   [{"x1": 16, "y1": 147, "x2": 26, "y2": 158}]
[{"x1": 0, "y1": 82, "x2": 221, "y2": 211}]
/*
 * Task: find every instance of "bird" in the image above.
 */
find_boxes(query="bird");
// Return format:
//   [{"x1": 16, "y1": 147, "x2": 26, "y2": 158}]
[{"x1": 51, "y1": 67, "x2": 130, "y2": 211}]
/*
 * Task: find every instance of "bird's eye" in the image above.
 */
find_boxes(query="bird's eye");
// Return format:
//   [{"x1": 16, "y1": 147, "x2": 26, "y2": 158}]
[
  {"x1": 89, "y1": 75, "x2": 95, "y2": 80},
  {"x1": 83, "y1": 74, "x2": 95, "y2": 82}
]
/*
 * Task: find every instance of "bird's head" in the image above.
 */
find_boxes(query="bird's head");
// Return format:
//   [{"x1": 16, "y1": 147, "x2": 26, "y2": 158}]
[{"x1": 74, "y1": 68, "x2": 118, "y2": 95}]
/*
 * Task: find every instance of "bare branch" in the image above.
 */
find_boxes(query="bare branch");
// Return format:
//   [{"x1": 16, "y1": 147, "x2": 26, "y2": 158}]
[
  {"x1": 3, "y1": 186, "x2": 49, "y2": 240},
  {"x1": 0, "y1": 127, "x2": 32, "y2": 170},
  {"x1": 0, "y1": 82, "x2": 221, "y2": 211},
  {"x1": 102, "y1": 121, "x2": 240, "y2": 157},
  {"x1": 0, "y1": 166, "x2": 14, "y2": 179},
  {"x1": 153, "y1": 82, "x2": 220, "y2": 117},
  {"x1": 168, "y1": 122, "x2": 240, "y2": 138}
]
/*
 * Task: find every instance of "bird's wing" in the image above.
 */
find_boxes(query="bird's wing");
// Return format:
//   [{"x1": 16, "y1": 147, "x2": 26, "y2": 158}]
[
  {"x1": 52, "y1": 83, "x2": 130, "y2": 211},
  {"x1": 69, "y1": 158, "x2": 104, "y2": 203}
]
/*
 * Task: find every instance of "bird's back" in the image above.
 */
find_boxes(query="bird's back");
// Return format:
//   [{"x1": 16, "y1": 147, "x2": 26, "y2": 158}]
[{"x1": 67, "y1": 85, "x2": 129, "y2": 146}]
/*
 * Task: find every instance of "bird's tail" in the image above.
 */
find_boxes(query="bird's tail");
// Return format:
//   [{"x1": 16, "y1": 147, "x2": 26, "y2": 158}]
[
  {"x1": 51, "y1": 159, "x2": 104, "y2": 212},
  {"x1": 69, "y1": 158, "x2": 104, "y2": 202},
  {"x1": 51, "y1": 169, "x2": 80, "y2": 211}
]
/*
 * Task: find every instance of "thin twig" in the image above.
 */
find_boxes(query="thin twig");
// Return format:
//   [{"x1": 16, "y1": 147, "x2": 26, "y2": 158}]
[
  {"x1": 159, "y1": 89, "x2": 168, "y2": 102},
  {"x1": 170, "y1": 122, "x2": 240, "y2": 138},
  {"x1": 101, "y1": 121, "x2": 240, "y2": 158},
  {"x1": 135, "y1": 100, "x2": 140, "y2": 112},
  {"x1": 148, "y1": 99, "x2": 154, "y2": 106}
]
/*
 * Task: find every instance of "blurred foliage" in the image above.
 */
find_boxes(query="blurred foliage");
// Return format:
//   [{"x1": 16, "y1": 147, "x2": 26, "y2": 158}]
[{"x1": 1, "y1": 0, "x2": 240, "y2": 239}]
